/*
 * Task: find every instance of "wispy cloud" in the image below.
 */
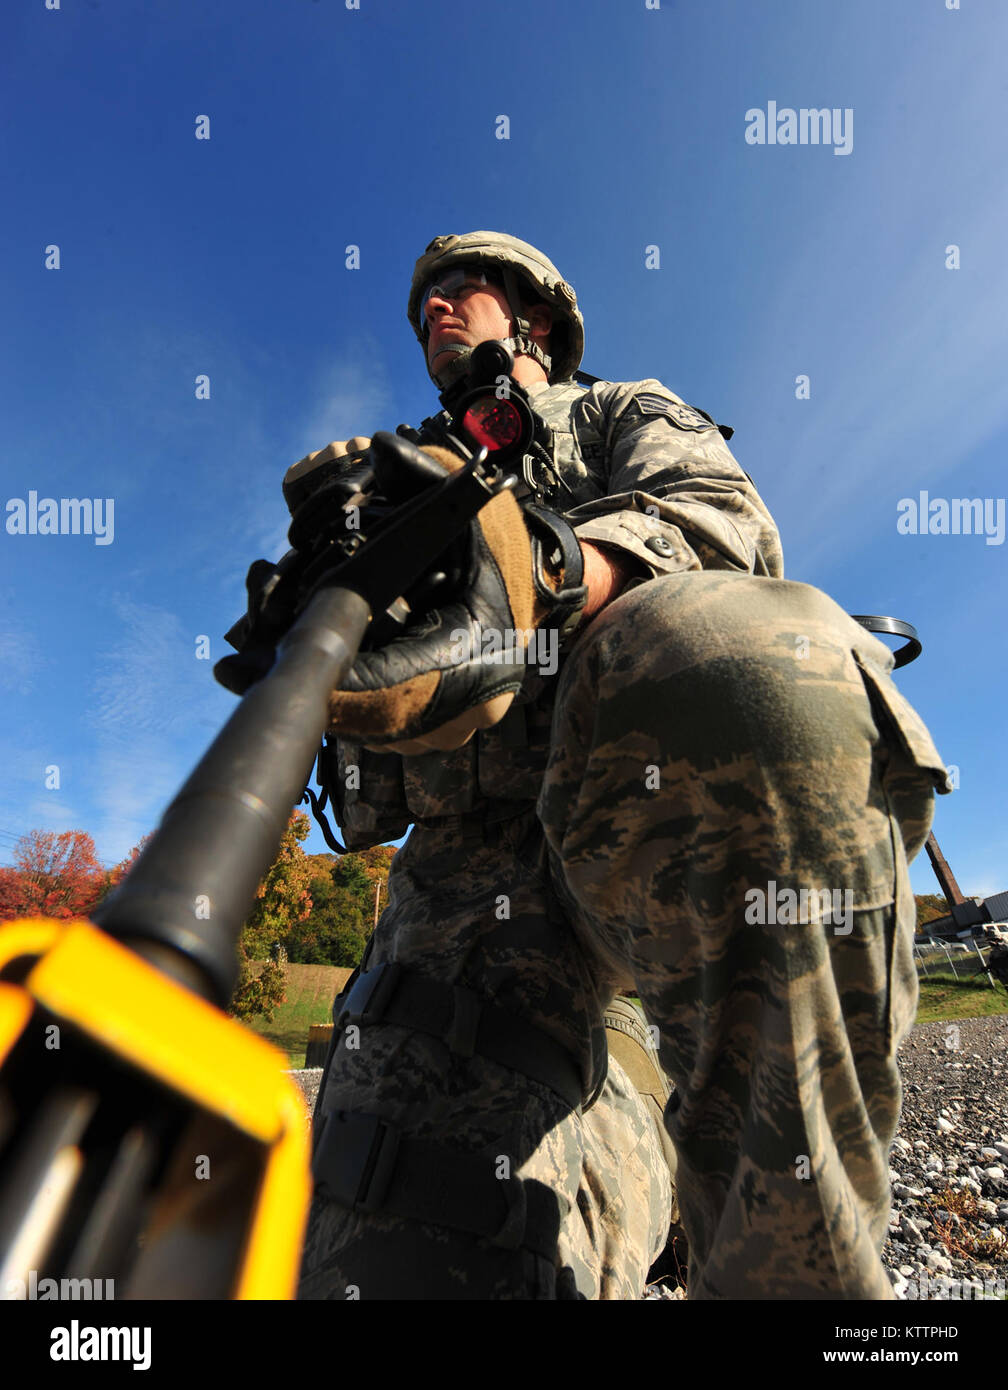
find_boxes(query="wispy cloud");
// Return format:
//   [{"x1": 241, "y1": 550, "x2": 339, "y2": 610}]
[
  {"x1": 740, "y1": 31, "x2": 1008, "y2": 573},
  {"x1": 191, "y1": 338, "x2": 397, "y2": 607},
  {"x1": 0, "y1": 737, "x2": 89, "y2": 858},
  {"x1": 90, "y1": 598, "x2": 215, "y2": 739},
  {"x1": 292, "y1": 337, "x2": 395, "y2": 458},
  {"x1": 0, "y1": 609, "x2": 44, "y2": 696},
  {"x1": 86, "y1": 596, "x2": 234, "y2": 859}
]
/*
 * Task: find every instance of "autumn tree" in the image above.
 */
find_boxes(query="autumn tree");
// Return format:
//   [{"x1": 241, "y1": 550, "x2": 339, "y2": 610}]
[
  {"x1": 355, "y1": 844, "x2": 397, "y2": 924},
  {"x1": 229, "y1": 812, "x2": 313, "y2": 1023},
  {"x1": 89, "y1": 834, "x2": 155, "y2": 907},
  {"x1": 915, "y1": 894, "x2": 950, "y2": 931},
  {"x1": 0, "y1": 830, "x2": 106, "y2": 923},
  {"x1": 230, "y1": 941, "x2": 290, "y2": 1027},
  {"x1": 105, "y1": 835, "x2": 152, "y2": 890},
  {"x1": 241, "y1": 810, "x2": 315, "y2": 957}
]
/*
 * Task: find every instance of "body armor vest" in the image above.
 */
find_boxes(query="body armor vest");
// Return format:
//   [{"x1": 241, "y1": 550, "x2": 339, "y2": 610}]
[{"x1": 326, "y1": 380, "x2": 608, "y2": 848}]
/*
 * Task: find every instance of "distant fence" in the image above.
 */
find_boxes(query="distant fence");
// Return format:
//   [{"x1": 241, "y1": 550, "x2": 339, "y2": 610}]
[{"x1": 914, "y1": 933, "x2": 1003, "y2": 988}]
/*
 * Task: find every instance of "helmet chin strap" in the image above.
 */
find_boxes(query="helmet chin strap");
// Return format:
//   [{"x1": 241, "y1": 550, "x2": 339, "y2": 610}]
[
  {"x1": 499, "y1": 267, "x2": 552, "y2": 379},
  {"x1": 428, "y1": 342, "x2": 475, "y2": 389},
  {"x1": 429, "y1": 339, "x2": 551, "y2": 390}
]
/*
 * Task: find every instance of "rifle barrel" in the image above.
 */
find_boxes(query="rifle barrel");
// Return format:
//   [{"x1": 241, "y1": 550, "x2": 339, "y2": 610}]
[{"x1": 91, "y1": 585, "x2": 371, "y2": 1006}]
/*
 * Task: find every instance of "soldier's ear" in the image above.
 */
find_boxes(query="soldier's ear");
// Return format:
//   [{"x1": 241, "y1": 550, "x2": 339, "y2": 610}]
[{"x1": 527, "y1": 304, "x2": 553, "y2": 342}]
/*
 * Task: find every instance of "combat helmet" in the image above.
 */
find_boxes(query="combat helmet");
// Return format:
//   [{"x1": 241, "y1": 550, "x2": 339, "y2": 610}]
[{"x1": 408, "y1": 231, "x2": 584, "y2": 388}]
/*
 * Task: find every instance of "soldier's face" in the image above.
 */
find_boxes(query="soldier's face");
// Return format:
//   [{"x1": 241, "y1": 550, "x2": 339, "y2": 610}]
[{"x1": 423, "y1": 279, "x2": 516, "y2": 372}]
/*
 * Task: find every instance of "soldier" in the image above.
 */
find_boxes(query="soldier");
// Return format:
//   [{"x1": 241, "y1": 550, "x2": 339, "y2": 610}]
[{"x1": 280, "y1": 232, "x2": 949, "y2": 1299}]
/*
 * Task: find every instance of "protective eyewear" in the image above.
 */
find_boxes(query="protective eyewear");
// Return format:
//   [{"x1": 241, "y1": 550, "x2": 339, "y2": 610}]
[{"x1": 419, "y1": 267, "x2": 499, "y2": 331}]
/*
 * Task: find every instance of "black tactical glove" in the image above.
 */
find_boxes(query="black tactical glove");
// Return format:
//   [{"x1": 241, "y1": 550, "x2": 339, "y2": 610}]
[{"x1": 326, "y1": 433, "x2": 588, "y2": 754}]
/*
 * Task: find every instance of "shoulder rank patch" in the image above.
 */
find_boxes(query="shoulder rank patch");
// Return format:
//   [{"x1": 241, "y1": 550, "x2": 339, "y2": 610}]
[{"x1": 633, "y1": 393, "x2": 717, "y2": 432}]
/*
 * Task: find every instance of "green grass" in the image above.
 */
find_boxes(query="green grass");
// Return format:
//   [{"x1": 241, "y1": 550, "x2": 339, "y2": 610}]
[
  {"x1": 242, "y1": 968, "x2": 1008, "y2": 1068},
  {"x1": 629, "y1": 979, "x2": 1008, "y2": 1029},
  {"x1": 243, "y1": 962, "x2": 352, "y2": 1067},
  {"x1": 915, "y1": 973, "x2": 1008, "y2": 1024}
]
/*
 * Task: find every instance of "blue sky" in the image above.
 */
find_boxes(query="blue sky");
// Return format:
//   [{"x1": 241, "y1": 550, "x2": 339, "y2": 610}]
[{"x1": 1, "y1": 0, "x2": 1004, "y2": 899}]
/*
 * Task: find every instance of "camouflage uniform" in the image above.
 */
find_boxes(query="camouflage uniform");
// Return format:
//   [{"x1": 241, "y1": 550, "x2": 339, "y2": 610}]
[{"x1": 298, "y1": 373, "x2": 949, "y2": 1300}]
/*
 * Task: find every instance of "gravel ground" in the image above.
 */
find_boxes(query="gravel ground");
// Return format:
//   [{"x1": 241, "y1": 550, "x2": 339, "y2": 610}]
[
  {"x1": 291, "y1": 1067, "x2": 323, "y2": 1115},
  {"x1": 288, "y1": 1012, "x2": 1008, "y2": 1301},
  {"x1": 880, "y1": 1013, "x2": 1008, "y2": 1301}
]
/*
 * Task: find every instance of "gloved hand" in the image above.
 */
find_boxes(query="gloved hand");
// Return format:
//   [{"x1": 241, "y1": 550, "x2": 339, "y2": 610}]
[
  {"x1": 217, "y1": 436, "x2": 379, "y2": 696},
  {"x1": 282, "y1": 437, "x2": 373, "y2": 514},
  {"x1": 327, "y1": 432, "x2": 585, "y2": 755}
]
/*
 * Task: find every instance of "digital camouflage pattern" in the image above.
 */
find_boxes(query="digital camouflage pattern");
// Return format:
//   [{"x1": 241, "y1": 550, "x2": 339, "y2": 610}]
[
  {"x1": 508, "y1": 378, "x2": 783, "y2": 579},
  {"x1": 297, "y1": 377, "x2": 950, "y2": 1299},
  {"x1": 299, "y1": 808, "x2": 674, "y2": 1298},
  {"x1": 535, "y1": 568, "x2": 947, "y2": 1297}
]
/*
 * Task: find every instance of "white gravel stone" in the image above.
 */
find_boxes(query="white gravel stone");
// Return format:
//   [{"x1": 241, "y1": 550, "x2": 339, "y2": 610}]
[
  {"x1": 937, "y1": 1117, "x2": 956, "y2": 1134},
  {"x1": 893, "y1": 1183, "x2": 924, "y2": 1200}
]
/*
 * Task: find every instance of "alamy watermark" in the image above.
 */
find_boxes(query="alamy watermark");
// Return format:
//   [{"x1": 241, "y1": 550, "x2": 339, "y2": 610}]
[
  {"x1": 745, "y1": 882, "x2": 853, "y2": 935},
  {"x1": 50, "y1": 1319, "x2": 150, "y2": 1371},
  {"x1": 745, "y1": 102, "x2": 853, "y2": 156},
  {"x1": 897, "y1": 1268, "x2": 1005, "y2": 1301},
  {"x1": 4, "y1": 1270, "x2": 114, "y2": 1300},
  {"x1": 897, "y1": 492, "x2": 1005, "y2": 546},
  {"x1": 5, "y1": 491, "x2": 114, "y2": 545},
  {"x1": 449, "y1": 623, "x2": 558, "y2": 677}
]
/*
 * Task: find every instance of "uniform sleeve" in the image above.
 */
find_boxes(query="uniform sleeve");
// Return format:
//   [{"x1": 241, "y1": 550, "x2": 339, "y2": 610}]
[{"x1": 564, "y1": 379, "x2": 784, "y2": 580}]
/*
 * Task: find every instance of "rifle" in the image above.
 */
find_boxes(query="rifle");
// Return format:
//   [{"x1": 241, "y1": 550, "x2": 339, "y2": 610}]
[{"x1": 0, "y1": 341, "x2": 535, "y2": 1300}]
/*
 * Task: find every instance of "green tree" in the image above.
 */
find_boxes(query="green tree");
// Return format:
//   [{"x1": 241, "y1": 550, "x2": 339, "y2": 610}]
[
  {"x1": 279, "y1": 843, "x2": 397, "y2": 968},
  {"x1": 286, "y1": 866, "x2": 369, "y2": 967},
  {"x1": 332, "y1": 852, "x2": 373, "y2": 902}
]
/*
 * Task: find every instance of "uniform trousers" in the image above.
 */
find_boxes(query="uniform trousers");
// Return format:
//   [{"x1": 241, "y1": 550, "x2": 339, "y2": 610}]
[{"x1": 298, "y1": 570, "x2": 944, "y2": 1299}]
